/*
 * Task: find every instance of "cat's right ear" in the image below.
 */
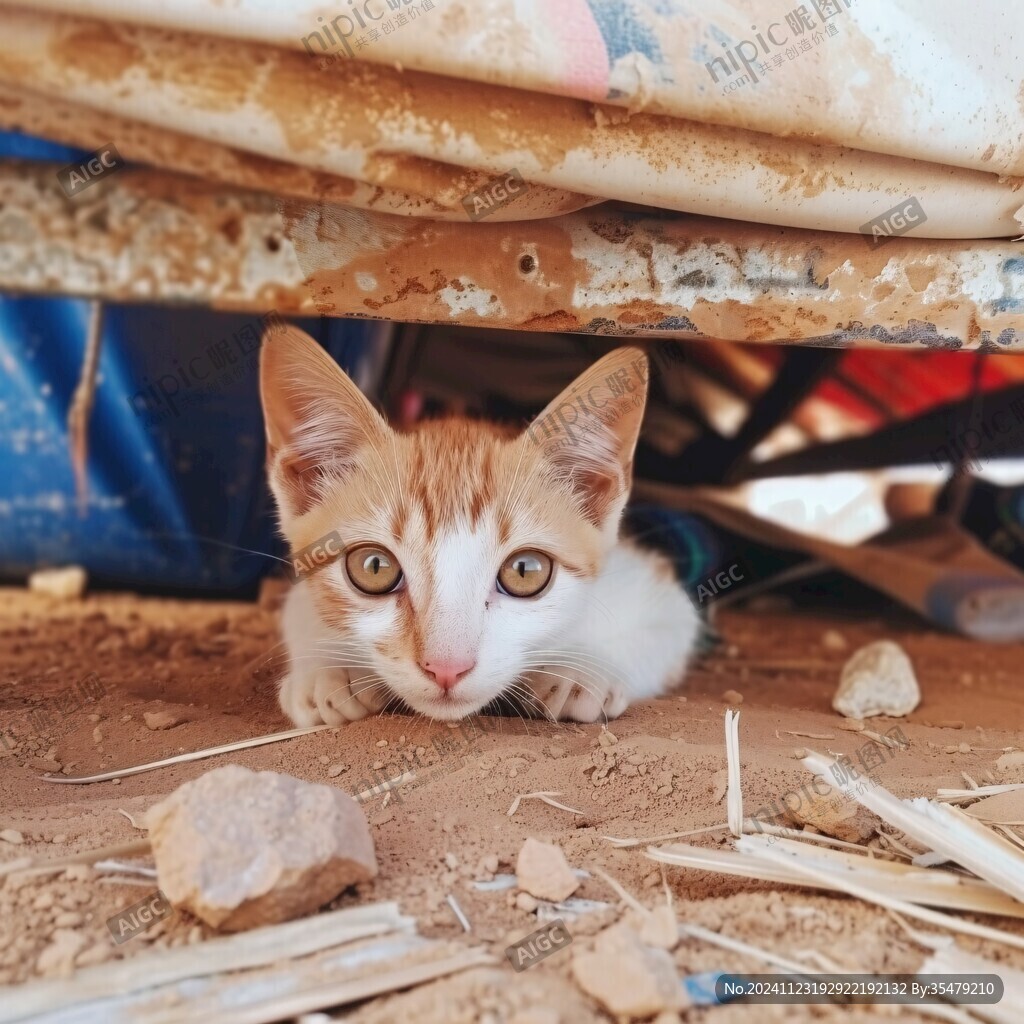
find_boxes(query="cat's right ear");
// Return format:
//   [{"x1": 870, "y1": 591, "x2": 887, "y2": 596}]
[{"x1": 259, "y1": 324, "x2": 389, "y2": 521}]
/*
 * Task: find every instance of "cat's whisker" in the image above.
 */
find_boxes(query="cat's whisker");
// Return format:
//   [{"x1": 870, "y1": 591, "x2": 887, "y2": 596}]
[
  {"x1": 505, "y1": 680, "x2": 561, "y2": 723},
  {"x1": 519, "y1": 655, "x2": 616, "y2": 690},
  {"x1": 286, "y1": 656, "x2": 379, "y2": 669},
  {"x1": 520, "y1": 666, "x2": 608, "y2": 711},
  {"x1": 522, "y1": 650, "x2": 627, "y2": 688}
]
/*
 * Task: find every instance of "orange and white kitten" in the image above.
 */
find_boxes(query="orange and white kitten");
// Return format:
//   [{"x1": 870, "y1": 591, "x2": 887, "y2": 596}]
[{"x1": 260, "y1": 326, "x2": 698, "y2": 726}]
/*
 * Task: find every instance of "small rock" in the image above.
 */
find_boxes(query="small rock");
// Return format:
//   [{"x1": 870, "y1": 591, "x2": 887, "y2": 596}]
[
  {"x1": 327, "y1": 764, "x2": 348, "y2": 778},
  {"x1": 144, "y1": 711, "x2": 182, "y2": 731},
  {"x1": 838, "y1": 720, "x2": 866, "y2": 732},
  {"x1": 168, "y1": 639, "x2": 194, "y2": 661},
  {"x1": 822, "y1": 629, "x2": 848, "y2": 652},
  {"x1": 92, "y1": 726, "x2": 104, "y2": 744},
  {"x1": 145, "y1": 764, "x2": 378, "y2": 931},
  {"x1": 783, "y1": 777, "x2": 880, "y2": 842},
  {"x1": 572, "y1": 928, "x2": 682, "y2": 1017},
  {"x1": 29, "y1": 758, "x2": 62, "y2": 773},
  {"x1": 996, "y1": 750, "x2": 1024, "y2": 774},
  {"x1": 598, "y1": 729, "x2": 618, "y2": 748},
  {"x1": 515, "y1": 837, "x2": 579, "y2": 903},
  {"x1": 639, "y1": 905, "x2": 679, "y2": 950},
  {"x1": 53, "y1": 911, "x2": 83, "y2": 928},
  {"x1": 481, "y1": 853, "x2": 500, "y2": 875},
  {"x1": 722, "y1": 690, "x2": 743, "y2": 705},
  {"x1": 125, "y1": 626, "x2": 153, "y2": 652},
  {"x1": 0, "y1": 828, "x2": 24, "y2": 845},
  {"x1": 515, "y1": 891, "x2": 538, "y2": 913},
  {"x1": 832, "y1": 641, "x2": 920, "y2": 719},
  {"x1": 36, "y1": 929, "x2": 87, "y2": 976},
  {"x1": 75, "y1": 942, "x2": 112, "y2": 968},
  {"x1": 28, "y1": 566, "x2": 87, "y2": 600},
  {"x1": 51, "y1": 833, "x2": 67, "y2": 844}
]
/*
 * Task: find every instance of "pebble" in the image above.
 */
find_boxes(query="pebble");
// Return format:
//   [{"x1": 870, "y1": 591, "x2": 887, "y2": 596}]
[
  {"x1": 327, "y1": 764, "x2": 348, "y2": 778},
  {"x1": 515, "y1": 892, "x2": 538, "y2": 913},
  {"x1": 28, "y1": 566, "x2": 87, "y2": 600},
  {"x1": 125, "y1": 626, "x2": 154, "y2": 652},
  {"x1": 515, "y1": 838, "x2": 579, "y2": 903},
  {"x1": 0, "y1": 829, "x2": 24, "y2": 845},
  {"x1": 833, "y1": 641, "x2": 920, "y2": 719},
  {"x1": 572, "y1": 927, "x2": 683, "y2": 1016},
  {"x1": 144, "y1": 711, "x2": 182, "y2": 731},
  {"x1": 822, "y1": 629, "x2": 848, "y2": 652},
  {"x1": 722, "y1": 690, "x2": 743, "y2": 705},
  {"x1": 639, "y1": 906, "x2": 679, "y2": 950},
  {"x1": 36, "y1": 930, "x2": 87, "y2": 976}
]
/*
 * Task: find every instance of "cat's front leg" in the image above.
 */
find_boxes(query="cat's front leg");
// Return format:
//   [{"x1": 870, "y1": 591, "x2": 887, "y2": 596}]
[
  {"x1": 278, "y1": 582, "x2": 390, "y2": 726},
  {"x1": 518, "y1": 666, "x2": 628, "y2": 723},
  {"x1": 279, "y1": 668, "x2": 387, "y2": 727}
]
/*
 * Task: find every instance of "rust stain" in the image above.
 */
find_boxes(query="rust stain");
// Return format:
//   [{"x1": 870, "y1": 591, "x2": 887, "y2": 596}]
[
  {"x1": 52, "y1": 24, "x2": 143, "y2": 83},
  {"x1": 1, "y1": 162, "x2": 1022, "y2": 351}
]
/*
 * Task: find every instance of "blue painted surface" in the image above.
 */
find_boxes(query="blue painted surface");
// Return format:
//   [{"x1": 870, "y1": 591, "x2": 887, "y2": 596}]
[{"x1": 0, "y1": 128, "x2": 373, "y2": 593}]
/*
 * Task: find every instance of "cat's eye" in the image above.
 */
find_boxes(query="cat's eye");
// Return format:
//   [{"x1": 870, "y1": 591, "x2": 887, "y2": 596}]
[
  {"x1": 497, "y1": 551, "x2": 553, "y2": 598},
  {"x1": 346, "y1": 546, "x2": 403, "y2": 595}
]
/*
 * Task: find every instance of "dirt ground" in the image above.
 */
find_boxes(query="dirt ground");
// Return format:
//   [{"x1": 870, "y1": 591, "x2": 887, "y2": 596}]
[{"x1": 1, "y1": 583, "x2": 1023, "y2": 1022}]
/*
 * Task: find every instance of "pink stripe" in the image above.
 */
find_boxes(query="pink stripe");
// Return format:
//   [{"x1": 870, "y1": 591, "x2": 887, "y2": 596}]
[{"x1": 549, "y1": 0, "x2": 610, "y2": 100}]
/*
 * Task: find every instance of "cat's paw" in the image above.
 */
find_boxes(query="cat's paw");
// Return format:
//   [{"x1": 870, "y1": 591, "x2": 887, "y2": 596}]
[
  {"x1": 519, "y1": 668, "x2": 628, "y2": 723},
  {"x1": 279, "y1": 668, "x2": 386, "y2": 726}
]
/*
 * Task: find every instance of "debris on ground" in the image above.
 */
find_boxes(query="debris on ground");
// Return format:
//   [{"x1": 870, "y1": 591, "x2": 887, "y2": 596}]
[
  {"x1": 143, "y1": 710, "x2": 183, "y2": 731},
  {"x1": 515, "y1": 838, "x2": 580, "y2": 903},
  {"x1": 27, "y1": 566, "x2": 87, "y2": 600},
  {"x1": 832, "y1": 640, "x2": 921, "y2": 718},
  {"x1": 145, "y1": 764, "x2": 378, "y2": 930},
  {"x1": 571, "y1": 923, "x2": 684, "y2": 1018}
]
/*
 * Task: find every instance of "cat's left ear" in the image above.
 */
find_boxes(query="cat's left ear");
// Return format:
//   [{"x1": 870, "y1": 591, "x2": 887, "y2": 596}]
[
  {"x1": 524, "y1": 347, "x2": 648, "y2": 532},
  {"x1": 260, "y1": 323, "x2": 390, "y2": 521}
]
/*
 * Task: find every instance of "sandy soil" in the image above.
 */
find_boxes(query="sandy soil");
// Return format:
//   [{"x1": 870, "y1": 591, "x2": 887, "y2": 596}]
[{"x1": 1, "y1": 584, "x2": 1023, "y2": 1022}]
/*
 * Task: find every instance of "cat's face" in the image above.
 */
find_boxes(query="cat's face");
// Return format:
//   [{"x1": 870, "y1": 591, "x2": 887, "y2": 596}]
[{"x1": 260, "y1": 327, "x2": 648, "y2": 720}]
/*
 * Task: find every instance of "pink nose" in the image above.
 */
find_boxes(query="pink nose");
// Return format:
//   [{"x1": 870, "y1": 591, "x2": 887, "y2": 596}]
[{"x1": 420, "y1": 657, "x2": 476, "y2": 691}]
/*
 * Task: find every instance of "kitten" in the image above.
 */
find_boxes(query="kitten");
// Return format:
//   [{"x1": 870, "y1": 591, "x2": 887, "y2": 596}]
[{"x1": 260, "y1": 325, "x2": 699, "y2": 726}]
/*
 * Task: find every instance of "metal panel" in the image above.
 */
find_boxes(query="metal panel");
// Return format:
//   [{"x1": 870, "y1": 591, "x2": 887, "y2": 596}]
[{"x1": 2, "y1": 162, "x2": 1021, "y2": 348}]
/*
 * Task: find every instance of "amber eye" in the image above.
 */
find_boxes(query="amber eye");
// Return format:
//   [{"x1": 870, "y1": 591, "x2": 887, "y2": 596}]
[
  {"x1": 346, "y1": 546, "x2": 403, "y2": 595},
  {"x1": 497, "y1": 551, "x2": 553, "y2": 598}
]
